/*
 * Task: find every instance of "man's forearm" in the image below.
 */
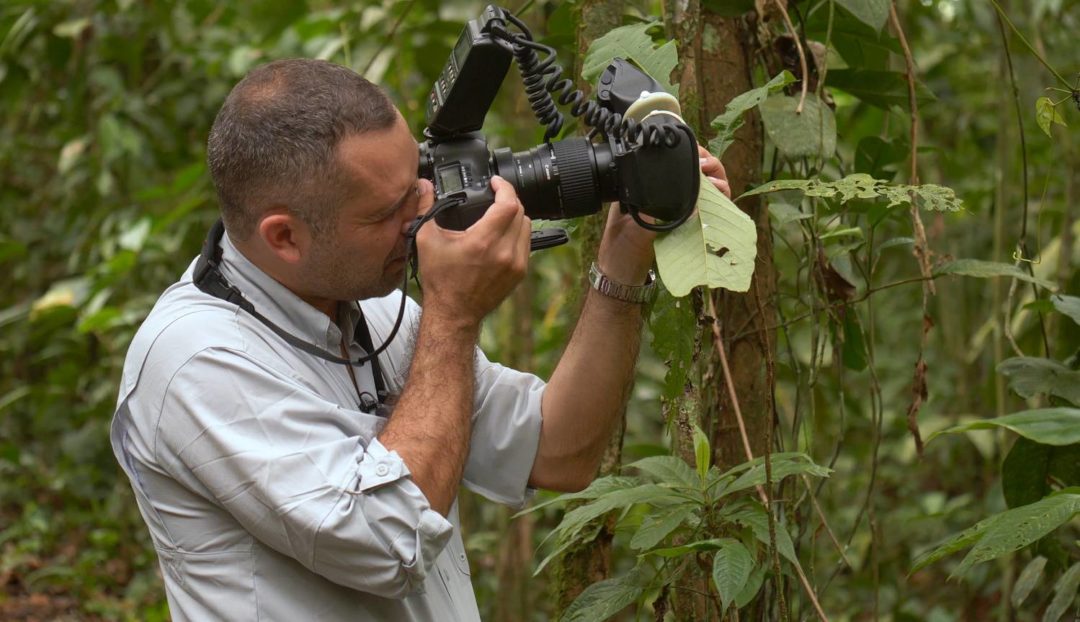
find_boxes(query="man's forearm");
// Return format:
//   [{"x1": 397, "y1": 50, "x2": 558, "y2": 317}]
[
  {"x1": 532, "y1": 288, "x2": 645, "y2": 491},
  {"x1": 377, "y1": 313, "x2": 477, "y2": 516}
]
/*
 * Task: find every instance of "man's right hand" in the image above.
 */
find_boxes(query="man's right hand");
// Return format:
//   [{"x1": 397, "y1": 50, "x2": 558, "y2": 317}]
[{"x1": 414, "y1": 175, "x2": 531, "y2": 330}]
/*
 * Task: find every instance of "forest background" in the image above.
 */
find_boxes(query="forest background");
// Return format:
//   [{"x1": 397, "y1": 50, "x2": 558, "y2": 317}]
[{"x1": 1, "y1": 0, "x2": 1078, "y2": 620}]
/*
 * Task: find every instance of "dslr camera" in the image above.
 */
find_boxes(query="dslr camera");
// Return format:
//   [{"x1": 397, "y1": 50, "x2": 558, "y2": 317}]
[{"x1": 417, "y1": 5, "x2": 701, "y2": 249}]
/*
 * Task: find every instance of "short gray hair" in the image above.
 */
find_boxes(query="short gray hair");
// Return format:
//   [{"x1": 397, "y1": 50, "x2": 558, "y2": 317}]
[{"x1": 207, "y1": 59, "x2": 399, "y2": 239}]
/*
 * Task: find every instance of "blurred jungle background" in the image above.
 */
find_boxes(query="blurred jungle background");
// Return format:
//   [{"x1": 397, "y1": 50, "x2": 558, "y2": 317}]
[{"x1": 1, "y1": 0, "x2": 1078, "y2": 620}]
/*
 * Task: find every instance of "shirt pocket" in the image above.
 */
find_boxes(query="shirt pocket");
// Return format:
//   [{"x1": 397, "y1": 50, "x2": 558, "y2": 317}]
[{"x1": 446, "y1": 531, "x2": 471, "y2": 577}]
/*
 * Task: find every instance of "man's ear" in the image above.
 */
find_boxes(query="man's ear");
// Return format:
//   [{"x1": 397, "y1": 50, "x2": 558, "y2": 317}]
[{"x1": 257, "y1": 210, "x2": 310, "y2": 265}]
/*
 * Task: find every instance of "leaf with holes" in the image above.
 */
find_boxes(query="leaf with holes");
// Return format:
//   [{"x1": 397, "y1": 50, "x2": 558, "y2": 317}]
[
  {"x1": 581, "y1": 22, "x2": 677, "y2": 93},
  {"x1": 740, "y1": 174, "x2": 963, "y2": 212},
  {"x1": 953, "y1": 490, "x2": 1080, "y2": 576},
  {"x1": 655, "y1": 174, "x2": 757, "y2": 296}
]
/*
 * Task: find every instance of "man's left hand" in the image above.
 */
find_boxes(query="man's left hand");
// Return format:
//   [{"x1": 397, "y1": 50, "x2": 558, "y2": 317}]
[{"x1": 595, "y1": 145, "x2": 731, "y2": 285}]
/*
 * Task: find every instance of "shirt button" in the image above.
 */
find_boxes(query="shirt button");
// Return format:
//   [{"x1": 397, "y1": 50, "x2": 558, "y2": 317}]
[{"x1": 375, "y1": 463, "x2": 389, "y2": 476}]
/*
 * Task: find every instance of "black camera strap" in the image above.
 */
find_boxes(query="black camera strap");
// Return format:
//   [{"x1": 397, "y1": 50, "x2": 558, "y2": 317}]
[{"x1": 193, "y1": 219, "x2": 392, "y2": 408}]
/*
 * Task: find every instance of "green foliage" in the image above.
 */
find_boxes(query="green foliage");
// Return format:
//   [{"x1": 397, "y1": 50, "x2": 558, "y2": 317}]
[
  {"x1": 759, "y1": 93, "x2": 837, "y2": 160},
  {"x1": 825, "y1": 69, "x2": 937, "y2": 110},
  {"x1": 1051, "y1": 294, "x2": 1080, "y2": 326},
  {"x1": 709, "y1": 70, "x2": 795, "y2": 158},
  {"x1": 581, "y1": 21, "x2": 677, "y2": 94},
  {"x1": 998, "y1": 357, "x2": 1080, "y2": 403},
  {"x1": 913, "y1": 490, "x2": 1080, "y2": 576},
  {"x1": 527, "y1": 428, "x2": 829, "y2": 616},
  {"x1": 835, "y1": 0, "x2": 890, "y2": 32},
  {"x1": 711, "y1": 538, "x2": 754, "y2": 611},
  {"x1": 928, "y1": 408, "x2": 1080, "y2": 446},
  {"x1": 654, "y1": 174, "x2": 758, "y2": 296},
  {"x1": 558, "y1": 566, "x2": 648, "y2": 622},
  {"x1": 935, "y1": 258, "x2": 1056, "y2": 289}
]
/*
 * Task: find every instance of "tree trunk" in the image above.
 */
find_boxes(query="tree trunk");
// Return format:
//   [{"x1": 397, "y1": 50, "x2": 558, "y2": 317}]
[
  {"x1": 665, "y1": 3, "x2": 774, "y2": 620},
  {"x1": 549, "y1": 0, "x2": 627, "y2": 616}
]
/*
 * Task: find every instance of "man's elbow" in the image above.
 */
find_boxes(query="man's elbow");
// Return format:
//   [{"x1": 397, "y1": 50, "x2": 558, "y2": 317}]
[{"x1": 528, "y1": 462, "x2": 597, "y2": 493}]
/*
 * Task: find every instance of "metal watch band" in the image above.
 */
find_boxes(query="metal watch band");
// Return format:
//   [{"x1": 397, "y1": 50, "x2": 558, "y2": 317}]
[{"x1": 588, "y1": 262, "x2": 657, "y2": 304}]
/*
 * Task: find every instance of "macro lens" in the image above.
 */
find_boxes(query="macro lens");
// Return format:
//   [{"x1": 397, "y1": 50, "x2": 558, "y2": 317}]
[{"x1": 491, "y1": 137, "x2": 617, "y2": 220}]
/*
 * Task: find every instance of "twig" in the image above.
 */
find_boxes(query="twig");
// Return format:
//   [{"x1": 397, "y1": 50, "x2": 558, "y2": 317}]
[
  {"x1": 801, "y1": 474, "x2": 851, "y2": 568},
  {"x1": 988, "y1": 0, "x2": 1073, "y2": 88},
  {"x1": 707, "y1": 296, "x2": 830, "y2": 622},
  {"x1": 773, "y1": 0, "x2": 809, "y2": 113},
  {"x1": 994, "y1": 8, "x2": 1052, "y2": 357},
  {"x1": 889, "y1": 1, "x2": 931, "y2": 457}
]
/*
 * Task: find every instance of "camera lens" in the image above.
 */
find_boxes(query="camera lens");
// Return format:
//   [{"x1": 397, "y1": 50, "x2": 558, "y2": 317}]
[{"x1": 491, "y1": 137, "x2": 617, "y2": 220}]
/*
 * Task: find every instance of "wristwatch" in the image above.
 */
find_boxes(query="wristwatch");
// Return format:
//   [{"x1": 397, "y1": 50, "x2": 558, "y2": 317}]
[{"x1": 588, "y1": 262, "x2": 657, "y2": 304}]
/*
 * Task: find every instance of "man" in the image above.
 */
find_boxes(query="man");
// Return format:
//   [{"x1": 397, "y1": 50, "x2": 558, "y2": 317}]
[{"x1": 111, "y1": 58, "x2": 729, "y2": 621}]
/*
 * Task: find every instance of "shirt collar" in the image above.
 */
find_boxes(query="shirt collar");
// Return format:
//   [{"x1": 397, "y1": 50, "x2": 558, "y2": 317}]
[{"x1": 218, "y1": 233, "x2": 357, "y2": 350}]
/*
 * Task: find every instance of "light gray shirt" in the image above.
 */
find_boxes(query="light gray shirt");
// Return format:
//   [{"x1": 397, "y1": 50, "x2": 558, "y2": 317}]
[{"x1": 111, "y1": 233, "x2": 544, "y2": 621}]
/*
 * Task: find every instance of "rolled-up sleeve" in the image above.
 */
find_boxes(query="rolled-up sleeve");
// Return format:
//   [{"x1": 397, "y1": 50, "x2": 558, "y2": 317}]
[
  {"x1": 155, "y1": 348, "x2": 452, "y2": 599},
  {"x1": 463, "y1": 350, "x2": 545, "y2": 508}
]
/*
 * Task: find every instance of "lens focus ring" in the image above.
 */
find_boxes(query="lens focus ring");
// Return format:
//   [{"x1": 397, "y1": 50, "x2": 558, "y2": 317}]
[{"x1": 551, "y1": 138, "x2": 599, "y2": 218}]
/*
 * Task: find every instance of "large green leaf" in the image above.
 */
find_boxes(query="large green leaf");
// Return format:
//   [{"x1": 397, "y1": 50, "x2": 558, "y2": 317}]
[
  {"x1": 654, "y1": 174, "x2": 758, "y2": 296},
  {"x1": 625, "y1": 455, "x2": 699, "y2": 489},
  {"x1": 759, "y1": 93, "x2": 836, "y2": 160},
  {"x1": 718, "y1": 453, "x2": 832, "y2": 497},
  {"x1": 630, "y1": 505, "x2": 696, "y2": 551},
  {"x1": 913, "y1": 491, "x2": 1080, "y2": 575},
  {"x1": 935, "y1": 259, "x2": 1056, "y2": 290},
  {"x1": 712, "y1": 539, "x2": 754, "y2": 611},
  {"x1": 709, "y1": 71, "x2": 795, "y2": 158},
  {"x1": 1044, "y1": 561, "x2": 1080, "y2": 622},
  {"x1": 559, "y1": 566, "x2": 647, "y2": 622},
  {"x1": 954, "y1": 491, "x2": 1080, "y2": 576},
  {"x1": 516, "y1": 475, "x2": 641, "y2": 515},
  {"x1": 826, "y1": 69, "x2": 936, "y2": 110},
  {"x1": 723, "y1": 502, "x2": 800, "y2": 565},
  {"x1": 929, "y1": 408, "x2": 1080, "y2": 446},
  {"x1": 581, "y1": 22, "x2": 677, "y2": 93},
  {"x1": 998, "y1": 357, "x2": 1080, "y2": 404},
  {"x1": 836, "y1": 0, "x2": 890, "y2": 32}
]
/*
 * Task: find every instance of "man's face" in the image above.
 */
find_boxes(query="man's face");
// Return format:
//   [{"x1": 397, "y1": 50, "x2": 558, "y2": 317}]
[{"x1": 298, "y1": 116, "x2": 422, "y2": 303}]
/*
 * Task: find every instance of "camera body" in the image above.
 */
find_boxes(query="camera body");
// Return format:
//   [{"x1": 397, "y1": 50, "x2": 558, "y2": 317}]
[{"x1": 418, "y1": 5, "x2": 700, "y2": 240}]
